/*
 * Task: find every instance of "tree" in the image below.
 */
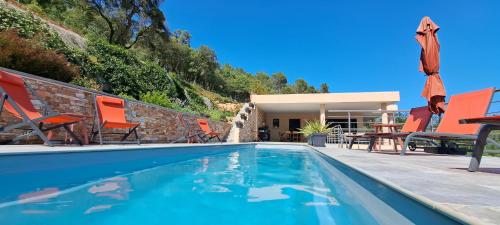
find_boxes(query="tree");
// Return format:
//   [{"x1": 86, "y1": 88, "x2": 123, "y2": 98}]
[
  {"x1": 255, "y1": 72, "x2": 275, "y2": 93},
  {"x1": 172, "y1": 29, "x2": 191, "y2": 46},
  {"x1": 88, "y1": 0, "x2": 169, "y2": 48},
  {"x1": 255, "y1": 72, "x2": 269, "y2": 83},
  {"x1": 271, "y1": 72, "x2": 287, "y2": 92},
  {"x1": 280, "y1": 85, "x2": 295, "y2": 94},
  {"x1": 294, "y1": 79, "x2": 308, "y2": 93},
  {"x1": 158, "y1": 38, "x2": 192, "y2": 75},
  {"x1": 306, "y1": 85, "x2": 317, "y2": 93},
  {"x1": 188, "y1": 45, "x2": 219, "y2": 89},
  {"x1": 320, "y1": 83, "x2": 329, "y2": 93}
]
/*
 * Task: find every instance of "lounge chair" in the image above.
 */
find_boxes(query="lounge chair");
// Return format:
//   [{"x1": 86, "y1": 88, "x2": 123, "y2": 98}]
[
  {"x1": 91, "y1": 95, "x2": 140, "y2": 144},
  {"x1": 0, "y1": 70, "x2": 84, "y2": 146},
  {"x1": 401, "y1": 87, "x2": 498, "y2": 155},
  {"x1": 348, "y1": 106, "x2": 432, "y2": 151},
  {"x1": 196, "y1": 118, "x2": 222, "y2": 143}
]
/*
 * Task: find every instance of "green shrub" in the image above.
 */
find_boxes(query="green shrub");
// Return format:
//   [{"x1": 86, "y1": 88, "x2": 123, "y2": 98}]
[
  {"x1": 206, "y1": 109, "x2": 233, "y2": 121},
  {"x1": 0, "y1": 5, "x2": 66, "y2": 50},
  {"x1": 140, "y1": 91, "x2": 174, "y2": 108},
  {"x1": 78, "y1": 37, "x2": 176, "y2": 99},
  {"x1": 0, "y1": 30, "x2": 79, "y2": 82},
  {"x1": 298, "y1": 120, "x2": 333, "y2": 137},
  {"x1": 117, "y1": 93, "x2": 136, "y2": 100},
  {"x1": 70, "y1": 75, "x2": 102, "y2": 91}
]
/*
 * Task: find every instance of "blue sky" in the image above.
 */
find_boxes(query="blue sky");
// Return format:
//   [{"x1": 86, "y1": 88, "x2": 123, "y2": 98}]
[{"x1": 161, "y1": 0, "x2": 500, "y2": 109}]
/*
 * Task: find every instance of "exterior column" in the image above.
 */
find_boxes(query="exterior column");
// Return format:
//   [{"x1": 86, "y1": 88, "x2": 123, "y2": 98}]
[
  {"x1": 381, "y1": 103, "x2": 389, "y2": 146},
  {"x1": 381, "y1": 103, "x2": 389, "y2": 131},
  {"x1": 320, "y1": 104, "x2": 326, "y2": 125}
]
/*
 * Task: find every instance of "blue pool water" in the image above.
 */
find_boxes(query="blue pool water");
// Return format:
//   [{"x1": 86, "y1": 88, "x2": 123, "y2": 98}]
[{"x1": 0, "y1": 145, "x2": 463, "y2": 225}]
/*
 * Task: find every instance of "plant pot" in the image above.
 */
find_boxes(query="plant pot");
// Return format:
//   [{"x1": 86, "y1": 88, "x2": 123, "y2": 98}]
[{"x1": 308, "y1": 133, "x2": 327, "y2": 147}]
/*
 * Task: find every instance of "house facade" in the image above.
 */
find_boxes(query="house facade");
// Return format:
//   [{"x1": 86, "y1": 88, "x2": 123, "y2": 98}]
[{"x1": 250, "y1": 91, "x2": 400, "y2": 142}]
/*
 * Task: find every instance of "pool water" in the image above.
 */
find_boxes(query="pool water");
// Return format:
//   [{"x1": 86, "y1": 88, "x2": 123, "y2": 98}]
[{"x1": 0, "y1": 145, "x2": 462, "y2": 225}]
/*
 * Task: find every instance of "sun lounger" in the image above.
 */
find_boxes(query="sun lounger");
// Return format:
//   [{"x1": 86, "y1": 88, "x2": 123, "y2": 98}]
[
  {"x1": 91, "y1": 95, "x2": 140, "y2": 144},
  {"x1": 401, "y1": 87, "x2": 497, "y2": 155},
  {"x1": 196, "y1": 119, "x2": 222, "y2": 143},
  {"x1": 0, "y1": 70, "x2": 84, "y2": 146}
]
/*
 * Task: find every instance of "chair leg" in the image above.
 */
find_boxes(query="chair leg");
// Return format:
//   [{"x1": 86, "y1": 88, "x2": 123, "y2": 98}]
[
  {"x1": 63, "y1": 124, "x2": 83, "y2": 145},
  {"x1": 134, "y1": 128, "x2": 140, "y2": 145},
  {"x1": 367, "y1": 136, "x2": 376, "y2": 152},
  {"x1": 0, "y1": 93, "x2": 6, "y2": 116},
  {"x1": 98, "y1": 124, "x2": 104, "y2": 145},
  {"x1": 121, "y1": 128, "x2": 133, "y2": 142},
  {"x1": 469, "y1": 124, "x2": 500, "y2": 172},
  {"x1": 198, "y1": 134, "x2": 208, "y2": 143},
  {"x1": 121, "y1": 126, "x2": 139, "y2": 144},
  {"x1": 348, "y1": 137, "x2": 356, "y2": 149},
  {"x1": 26, "y1": 121, "x2": 54, "y2": 147}
]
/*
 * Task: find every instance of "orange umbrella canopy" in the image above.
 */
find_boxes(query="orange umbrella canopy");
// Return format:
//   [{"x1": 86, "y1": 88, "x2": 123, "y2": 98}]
[{"x1": 416, "y1": 16, "x2": 446, "y2": 114}]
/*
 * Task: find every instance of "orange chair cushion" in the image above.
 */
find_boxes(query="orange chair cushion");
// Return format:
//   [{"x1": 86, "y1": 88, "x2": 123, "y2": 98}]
[
  {"x1": 0, "y1": 71, "x2": 25, "y2": 87},
  {"x1": 436, "y1": 88, "x2": 495, "y2": 135},
  {"x1": 40, "y1": 114, "x2": 82, "y2": 124},
  {"x1": 96, "y1": 96, "x2": 127, "y2": 124},
  {"x1": 197, "y1": 119, "x2": 213, "y2": 134},
  {"x1": 401, "y1": 106, "x2": 433, "y2": 132},
  {"x1": 0, "y1": 70, "x2": 43, "y2": 120}
]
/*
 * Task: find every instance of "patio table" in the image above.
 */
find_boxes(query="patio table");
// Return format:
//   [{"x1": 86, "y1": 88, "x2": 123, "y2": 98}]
[
  {"x1": 459, "y1": 116, "x2": 500, "y2": 171},
  {"x1": 372, "y1": 124, "x2": 403, "y2": 150}
]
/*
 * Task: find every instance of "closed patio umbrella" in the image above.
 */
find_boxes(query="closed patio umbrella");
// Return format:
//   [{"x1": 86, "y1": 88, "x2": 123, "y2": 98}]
[{"x1": 416, "y1": 16, "x2": 446, "y2": 114}]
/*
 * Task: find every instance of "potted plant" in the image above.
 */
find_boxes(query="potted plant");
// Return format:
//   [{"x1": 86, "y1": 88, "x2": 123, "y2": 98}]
[{"x1": 298, "y1": 120, "x2": 332, "y2": 147}]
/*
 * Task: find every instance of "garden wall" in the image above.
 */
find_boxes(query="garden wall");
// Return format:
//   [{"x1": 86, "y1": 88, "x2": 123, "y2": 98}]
[{"x1": 0, "y1": 68, "x2": 231, "y2": 144}]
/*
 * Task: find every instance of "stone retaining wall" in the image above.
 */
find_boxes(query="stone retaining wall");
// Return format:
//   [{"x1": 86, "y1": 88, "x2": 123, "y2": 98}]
[{"x1": 0, "y1": 68, "x2": 231, "y2": 144}]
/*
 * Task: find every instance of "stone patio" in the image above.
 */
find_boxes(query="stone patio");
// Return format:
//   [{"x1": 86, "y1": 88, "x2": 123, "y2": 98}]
[{"x1": 316, "y1": 145, "x2": 500, "y2": 225}]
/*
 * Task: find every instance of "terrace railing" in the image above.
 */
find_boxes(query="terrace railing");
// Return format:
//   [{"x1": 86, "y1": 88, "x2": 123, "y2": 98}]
[{"x1": 326, "y1": 125, "x2": 345, "y2": 148}]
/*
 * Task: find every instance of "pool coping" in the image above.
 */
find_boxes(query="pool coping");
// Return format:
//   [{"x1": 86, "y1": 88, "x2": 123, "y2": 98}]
[
  {"x1": 308, "y1": 146, "x2": 480, "y2": 225},
  {"x1": 0, "y1": 143, "x2": 256, "y2": 156}
]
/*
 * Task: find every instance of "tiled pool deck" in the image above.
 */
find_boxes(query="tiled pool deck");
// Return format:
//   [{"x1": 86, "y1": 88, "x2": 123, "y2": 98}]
[
  {"x1": 1, "y1": 143, "x2": 499, "y2": 224},
  {"x1": 317, "y1": 145, "x2": 500, "y2": 225}
]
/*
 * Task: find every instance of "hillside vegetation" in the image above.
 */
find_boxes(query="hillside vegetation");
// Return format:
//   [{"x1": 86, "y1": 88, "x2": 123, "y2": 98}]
[{"x1": 0, "y1": 0, "x2": 330, "y2": 121}]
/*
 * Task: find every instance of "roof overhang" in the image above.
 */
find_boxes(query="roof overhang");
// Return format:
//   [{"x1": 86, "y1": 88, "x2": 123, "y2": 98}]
[{"x1": 251, "y1": 91, "x2": 400, "y2": 113}]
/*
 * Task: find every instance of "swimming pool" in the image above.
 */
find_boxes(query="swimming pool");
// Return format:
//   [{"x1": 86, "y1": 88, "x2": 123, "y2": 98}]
[{"x1": 0, "y1": 144, "x2": 464, "y2": 225}]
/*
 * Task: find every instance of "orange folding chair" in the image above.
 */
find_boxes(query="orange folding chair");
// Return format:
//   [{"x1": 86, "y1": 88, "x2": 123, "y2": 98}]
[
  {"x1": 0, "y1": 70, "x2": 84, "y2": 146},
  {"x1": 196, "y1": 118, "x2": 222, "y2": 143},
  {"x1": 91, "y1": 95, "x2": 140, "y2": 144},
  {"x1": 401, "y1": 87, "x2": 498, "y2": 155}
]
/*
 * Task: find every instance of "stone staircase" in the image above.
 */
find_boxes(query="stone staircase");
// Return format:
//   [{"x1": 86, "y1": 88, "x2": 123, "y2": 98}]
[{"x1": 226, "y1": 103, "x2": 255, "y2": 143}]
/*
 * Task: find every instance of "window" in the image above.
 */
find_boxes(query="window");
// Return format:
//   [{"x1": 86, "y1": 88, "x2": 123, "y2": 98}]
[
  {"x1": 326, "y1": 119, "x2": 358, "y2": 133},
  {"x1": 289, "y1": 119, "x2": 301, "y2": 131},
  {"x1": 272, "y1": 119, "x2": 279, "y2": 128}
]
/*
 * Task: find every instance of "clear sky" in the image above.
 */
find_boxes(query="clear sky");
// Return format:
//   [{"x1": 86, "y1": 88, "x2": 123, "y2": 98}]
[{"x1": 161, "y1": 0, "x2": 499, "y2": 109}]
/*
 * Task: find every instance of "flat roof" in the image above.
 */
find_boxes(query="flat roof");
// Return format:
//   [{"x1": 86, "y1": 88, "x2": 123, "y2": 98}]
[
  {"x1": 251, "y1": 91, "x2": 400, "y2": 113},
  {"x1": 251, "y1": 91, "x2": 400, "y2": 104}
]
